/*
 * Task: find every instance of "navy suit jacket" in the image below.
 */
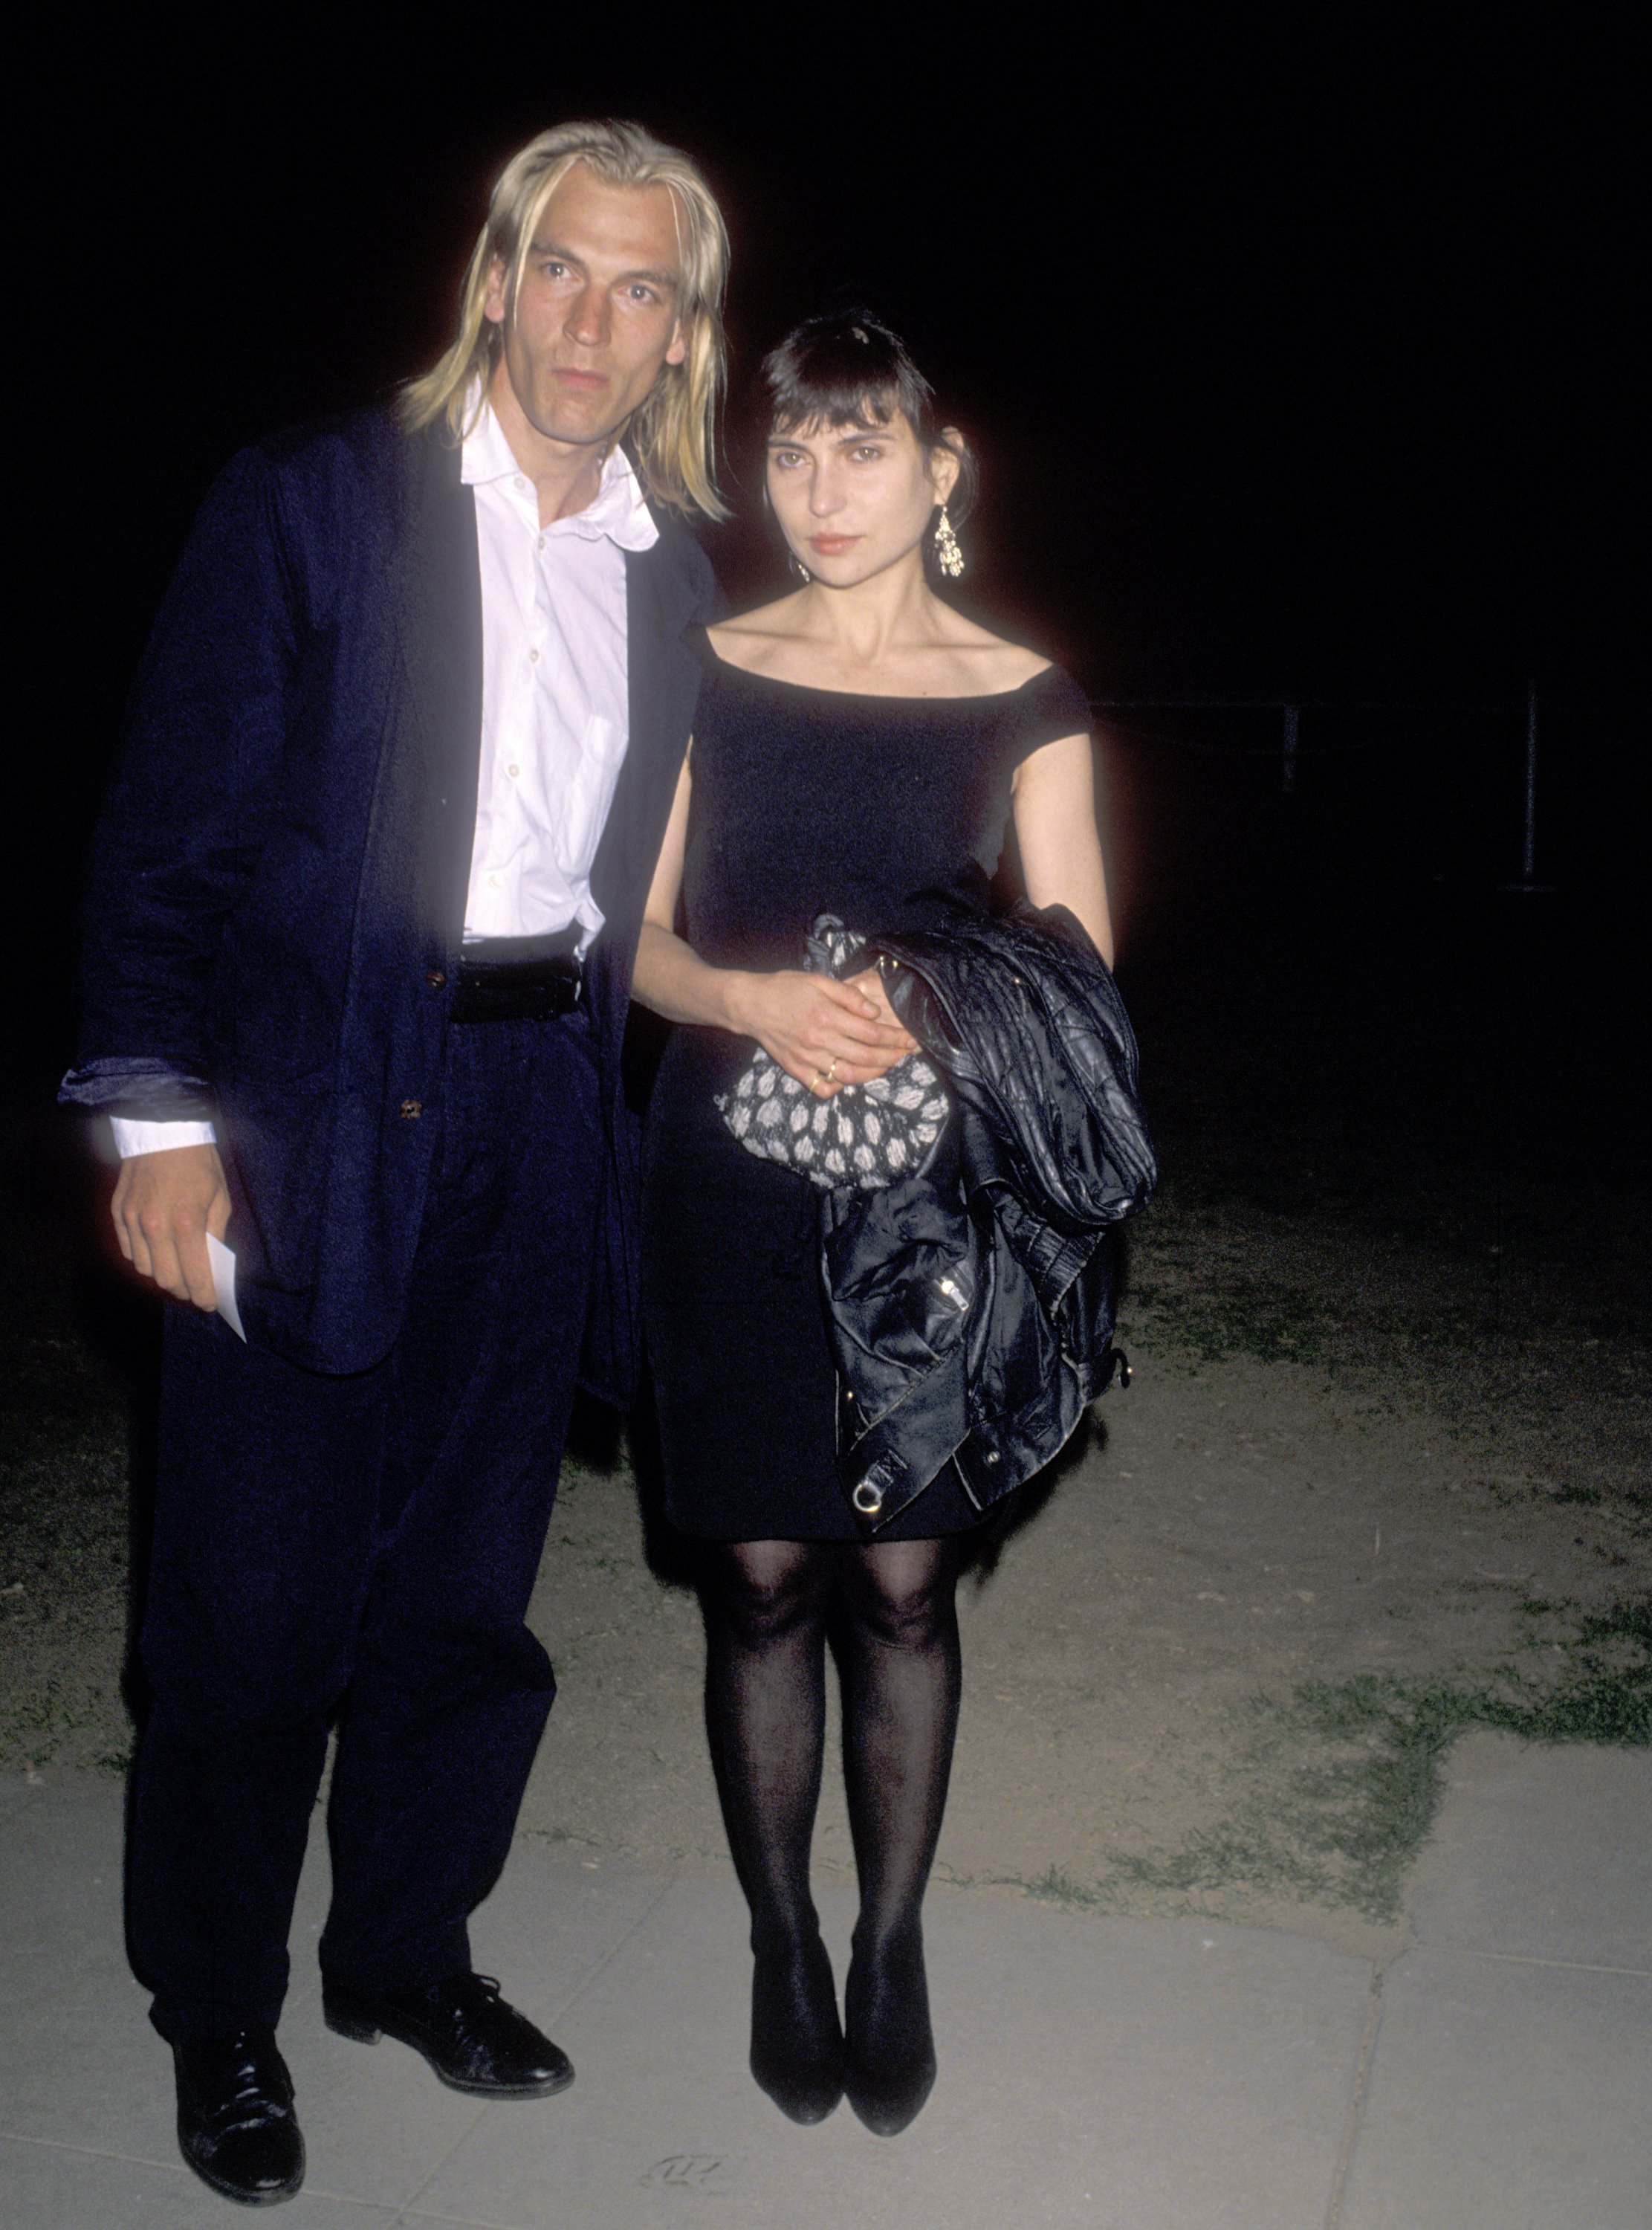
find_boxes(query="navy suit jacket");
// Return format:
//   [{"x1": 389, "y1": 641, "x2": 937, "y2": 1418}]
[{"x1": 65, "y1": 409, "x2": 720, "y2": 1390}]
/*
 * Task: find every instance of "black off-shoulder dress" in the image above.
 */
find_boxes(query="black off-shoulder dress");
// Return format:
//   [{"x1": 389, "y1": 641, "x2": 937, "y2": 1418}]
[{"x1": 641, "y1": 641, "x2": 1095, "y2": 1542}]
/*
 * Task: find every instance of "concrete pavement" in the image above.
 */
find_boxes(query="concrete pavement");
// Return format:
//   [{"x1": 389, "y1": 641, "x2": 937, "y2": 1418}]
[{"x1": 1, "y1": 1731, "x2": 1648, "y2": 2229}]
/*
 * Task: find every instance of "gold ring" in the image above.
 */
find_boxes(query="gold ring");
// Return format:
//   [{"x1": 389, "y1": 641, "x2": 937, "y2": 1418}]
[
  {"x1": 812, "y1": 1068, "x2": 827, "y2": 1090},
  {"x1": 825, "y1": 1059, "x2": 839, "y2": 1084}
]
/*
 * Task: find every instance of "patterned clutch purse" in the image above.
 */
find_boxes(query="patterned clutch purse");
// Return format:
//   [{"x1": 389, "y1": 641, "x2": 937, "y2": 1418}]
[{"x1": 714, "y1": 920, "x2": 951, "y2": 1193}]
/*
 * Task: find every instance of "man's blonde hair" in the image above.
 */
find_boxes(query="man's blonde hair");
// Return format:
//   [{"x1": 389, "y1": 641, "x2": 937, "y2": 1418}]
[{"x1": 401, "y1": 120, "x2": 729, "y2": 519}]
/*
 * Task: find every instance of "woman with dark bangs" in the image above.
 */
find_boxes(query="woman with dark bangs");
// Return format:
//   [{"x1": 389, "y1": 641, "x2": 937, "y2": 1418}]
[{"x1": 631, "y1": 313, "x2": 1115, "y2": 2135}]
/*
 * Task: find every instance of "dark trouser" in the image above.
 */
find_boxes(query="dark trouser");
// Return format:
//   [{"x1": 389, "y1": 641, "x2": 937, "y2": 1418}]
[{"x1": 129, "y1": 1012, "x2": 603, "y2": 2043}]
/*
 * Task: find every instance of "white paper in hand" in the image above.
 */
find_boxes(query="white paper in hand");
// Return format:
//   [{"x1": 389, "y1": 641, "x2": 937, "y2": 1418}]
[{"x1": 207, "y1": 1233, "x2": 246, "y2": 1342}]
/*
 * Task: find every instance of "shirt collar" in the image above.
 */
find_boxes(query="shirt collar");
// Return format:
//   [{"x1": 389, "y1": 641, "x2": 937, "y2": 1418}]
[{"x1": 461, "y1": 392, "x2": 659, "y2": 552}]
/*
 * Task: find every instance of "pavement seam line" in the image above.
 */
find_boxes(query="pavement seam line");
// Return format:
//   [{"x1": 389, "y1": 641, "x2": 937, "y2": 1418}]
[
  {"x1": 0, "y1": 2132, "x2": 187, "y2": 2173},
  {"x1": 268, "y1": 2194, "x2": 400, "y2": 2216},
  {"x1": 0, "y1": 2130, "x2": 403, "y2": 2213},
  {"x1": 387, "y1": 2104, "x2": 490, "y2": 2228},
  {"x1": 401, "y1": 2211, "x2": 547, "y2": 2229},
  {"x1": 1323, "y1": 1955, "x2": 1393, "y2": 2230},
  {"x1": 542, "y1": 1867, "x2": 683, "y2": 2023},
  {"x1": 1461, "y1": 1949, "x2": 1652, "y2": 1979},
  {"x1": 383, "y1": 1878, "x2": 681, "y2": 2228}
]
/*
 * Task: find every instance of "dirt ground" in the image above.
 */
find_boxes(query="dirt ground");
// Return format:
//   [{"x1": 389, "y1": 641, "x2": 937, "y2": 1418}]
[
  {"x1": 12, "y1": 1124, "x2": 1643, "y2": 1953},
  {"x1": 514, "y1": 1178, "x2": 1651, "y2": 1955}
]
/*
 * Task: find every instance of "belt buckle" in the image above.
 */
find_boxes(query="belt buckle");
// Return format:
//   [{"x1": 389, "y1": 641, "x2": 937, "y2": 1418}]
[{"x1": 450, "y1": 954, "x2": 582, "y2": 1026}]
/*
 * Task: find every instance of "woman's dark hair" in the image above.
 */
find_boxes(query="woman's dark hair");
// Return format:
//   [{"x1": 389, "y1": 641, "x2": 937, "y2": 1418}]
[{"x1": 759, "y1": 311, "x2": 978, "y2": 523}]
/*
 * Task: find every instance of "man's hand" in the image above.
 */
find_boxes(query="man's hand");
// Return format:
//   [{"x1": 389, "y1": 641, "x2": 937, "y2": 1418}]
[{"x1": 111, "y1": 1144, "x2": 231, "y2": 1308}]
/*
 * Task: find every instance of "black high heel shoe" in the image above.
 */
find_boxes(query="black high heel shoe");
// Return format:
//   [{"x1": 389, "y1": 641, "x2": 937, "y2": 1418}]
[
  {"x1": 749, "y1": 1932, "x2": 845, "y2": 2124},
  {"x1": 843, "y1": 1926, "x2": 936, "y2": 2136}
]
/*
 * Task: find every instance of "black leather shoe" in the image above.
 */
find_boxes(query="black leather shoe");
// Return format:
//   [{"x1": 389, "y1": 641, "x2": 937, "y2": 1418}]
[
  {"x1": 173, "y1": 2029, "x2": 304, "y2": 2206},
  {"x1": 323, "y1": 1971, "x2": 574, "y2": 2098}
]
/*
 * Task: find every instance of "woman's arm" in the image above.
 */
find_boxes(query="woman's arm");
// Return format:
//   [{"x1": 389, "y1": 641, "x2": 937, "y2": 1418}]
[
  {"x1": 632, "y1": 758, "x2": 916, "y2": 1092},
  {"x1": 1011, "y1": 733, "x2": 1115, "y2": 967}
]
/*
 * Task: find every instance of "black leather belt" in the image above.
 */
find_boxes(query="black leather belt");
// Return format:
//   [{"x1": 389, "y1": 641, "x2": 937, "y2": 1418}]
[{"x1": 450, "y1": 932, "x2": 583, "y2": 1024}]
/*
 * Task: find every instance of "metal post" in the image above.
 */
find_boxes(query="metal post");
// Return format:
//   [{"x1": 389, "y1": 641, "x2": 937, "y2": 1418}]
[
  {"x1": 1282, "y1": 703, "x2": 1299, "y2": 795},
  {"x1": 1521, "y1": 679, "x2": 1538, "y2": 882},
  {"x1": 1500, "y1": 679, "x2": 1554, "y2": 893}
]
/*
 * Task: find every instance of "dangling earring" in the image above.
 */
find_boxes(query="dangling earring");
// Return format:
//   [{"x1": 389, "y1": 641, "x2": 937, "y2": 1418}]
[
  {"x1": 791, "y1": 552, "x2": 812, "y2": 582},
  {"x1": 933, "y1": 506, "x2": 965, "y2": 580}
]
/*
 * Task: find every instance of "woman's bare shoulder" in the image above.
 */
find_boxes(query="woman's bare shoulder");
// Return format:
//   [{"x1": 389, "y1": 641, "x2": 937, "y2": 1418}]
[
  {"x1": 933, "y1": 610, "x2": 1055, "y2": 692},
  {"x1": 706, "y1": 599, "x2": 1057, "y2": 698},
  {"x1": 706, "y1": 601, "x2": 808, "y2": 676}
]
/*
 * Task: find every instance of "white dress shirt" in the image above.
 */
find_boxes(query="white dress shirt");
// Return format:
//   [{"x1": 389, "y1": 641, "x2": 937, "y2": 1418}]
[
  {"x1": 112, "y1": 400, "x2": 656, "y2": 1159},
  {"x1": 462, "y1": 400, "x2": 657, "y2": 943}
]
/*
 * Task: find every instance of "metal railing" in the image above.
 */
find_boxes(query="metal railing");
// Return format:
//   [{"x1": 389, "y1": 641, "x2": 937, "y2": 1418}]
[{"x1": 1086, "y1": 683, "x2": 1575, "y2": 891}]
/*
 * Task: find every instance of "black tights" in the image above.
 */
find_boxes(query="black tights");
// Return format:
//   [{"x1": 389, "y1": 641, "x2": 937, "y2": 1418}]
[
  {"x1": 702, "y1": 1536, "x2": 962, "y2": 1954},
  {"x1": 699, "y1": 1536, "x2": 961, "y2": 2124}
]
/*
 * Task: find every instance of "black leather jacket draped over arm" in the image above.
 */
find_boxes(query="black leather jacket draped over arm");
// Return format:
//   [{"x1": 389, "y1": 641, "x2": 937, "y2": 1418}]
[{"x1": 819, "y1": 902, "x2": 1156, "y2": 1531}]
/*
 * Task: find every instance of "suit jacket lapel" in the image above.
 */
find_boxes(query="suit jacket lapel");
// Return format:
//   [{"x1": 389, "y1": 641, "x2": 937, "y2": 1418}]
[
  {"x1": 392, "y1": 423, "x2": 484, "y2": 959},
  {"x1": 592, "y1": 533, "x2": 702, "y2": 943}
]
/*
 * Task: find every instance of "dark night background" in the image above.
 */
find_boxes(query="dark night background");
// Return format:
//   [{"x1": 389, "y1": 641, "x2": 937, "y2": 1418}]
[
  {"x1": 4, "y1": 23, "x2": 1651, "y2": 2167},
  {"x1": 9, "y1": 13, "x2": 1648, "y2": 1214}
]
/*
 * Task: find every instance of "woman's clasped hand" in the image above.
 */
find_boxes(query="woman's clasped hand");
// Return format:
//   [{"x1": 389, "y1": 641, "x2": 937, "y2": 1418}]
[{"x1": 733, "y1": 966, "x2": 916, "y2": 1095}]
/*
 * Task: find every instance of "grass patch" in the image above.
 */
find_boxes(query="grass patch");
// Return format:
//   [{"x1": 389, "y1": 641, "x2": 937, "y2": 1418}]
[
  {"x1": 0, "y1": 1678, "x2": 110, "y2": 1774},
  {"x1": 1, "y1": 1430, "x2": 129, "y2": 1606},
  {"x1": 1126, "y1": 1274, "x2": 1329, "y2": 1366},
  {"x1": 1012, "y1": 1866, "x2": 1112, "y2": 1912},
  {"x1": 1030, "y1": 1598, "x2": 1652, "y2": 1926},
  {"x1": 1370, "y1": 1302, "x2": 1483, "y2": 1354},
  {"x1": 1, "y1": 1363, "x2": 134, "y2": 1774}
]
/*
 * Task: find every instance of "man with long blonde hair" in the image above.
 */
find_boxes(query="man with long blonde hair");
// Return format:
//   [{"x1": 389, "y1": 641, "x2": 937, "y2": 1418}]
[{"x1": 62, "y1": 120, "x2": 728, "y2": 2205}]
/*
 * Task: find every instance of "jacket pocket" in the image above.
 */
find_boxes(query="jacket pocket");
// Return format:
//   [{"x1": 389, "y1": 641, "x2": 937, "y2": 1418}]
[{"x1": 216, "y1": 1070, "x2": 340, "y2": 1297}]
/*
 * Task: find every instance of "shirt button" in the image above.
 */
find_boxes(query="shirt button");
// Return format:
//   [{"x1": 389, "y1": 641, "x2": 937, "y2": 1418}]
[
  {"x1": 507, "y1": 763, "x2": 520, "y2": 779},
  {"x1": 424, "y1": 969, "x2": 447, "y2": 989},
  {"x1": 487, "y1": 873, "x2": 502, "y2": 888},
  {"x1": 399, "y1": 1099, "x2": 423, "y2": 1120},
  {"x1": 529, "y1": 649, "x2": 540, "y2": 663},
  {"x1": 514, "y1": 476, "x2": 526, "y2": 490}
]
